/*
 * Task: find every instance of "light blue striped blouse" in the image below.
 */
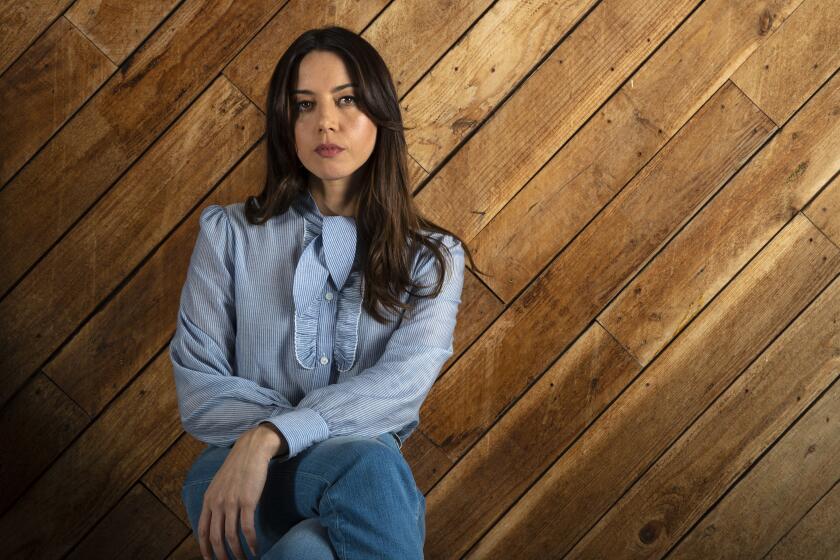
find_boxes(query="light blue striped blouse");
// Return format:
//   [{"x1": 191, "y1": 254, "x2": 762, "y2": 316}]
[{"x1": 169, "y1": 188, "x2": 465, "y2": 461}]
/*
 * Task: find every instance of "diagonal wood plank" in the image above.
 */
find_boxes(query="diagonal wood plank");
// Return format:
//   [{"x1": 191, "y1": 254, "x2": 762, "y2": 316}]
[
  {"x1": 142, "y1": 434, "x2": 208, "y2": 528},
  {"x1": 402, "y1": 0, "x2": 596, "y2": 172},
  {"x1": 441, "y1": 271, "x2": 505, "y2": 373},
  {"x1": 360, "y1": 0, "x2": 493, "y2": 102},
  {"x1": 0, "y1": 75, "x2": 263, "y2": 408},
  {"x1": 424, "y1": 75, "x2": 836, "y2": 545},
  {"x1": 804, "y1": 173, "x2": 840, "y2": 247},
  {"x1": 0, "y1": 0, "x2": 71, "y2": 76},
  {"x1": 0, "y1": 16, "x2": 115, "y2": 186},
  {"x1": 568, "y1": 272, "x2": 840, "y2": 558},
  {"x1": 1, "y1": 1, "x2": 188, "y2": 185},
  {"x1": 472, "y1": 0, "x2": 806, "y2": 303},
  {"x1": 40, "y1": 120, "x2": 264, "y2": 417},
  {"x1": 424, "y1": 322, "x2": 641, "y2": 558},
  {"x1": 668, "y1": 377, "x2": 840, "y2": 559},
  {"x1": 0, "y1": 110, "x2": 264, "y2": 514},
  {"x1": 420, "y1": 80, "x2": 775, "y2": 464},
  {"x1": 601, "y1": 68, "x2": 840, "y2": 365},
  {"x1": 406, "y1": 150, "x2": 429, "y2": 188},
  {"x1": 0, "y1": 0, "x2": 284, "y2": 297},
  {"x1": 0, "y1": 373, "x2": 88, "y2": 516},
  {"x1": 167, "y1": 534, "x2": 202, "y2": 560},
  {"x1": 413, "y1": 0, "x2": 703, "y2": 242},
  {"x1": 465, "y1": 212, "x2": 840, "y2": 558},
  {"x1": 65, "y1": 0, "x2": 181, "y2": 65},
  {"x1": 0, "y1": 350, "x2": 183, "y2": 558},
  {"x1": 763, "y1": 480, "x2": 840, "y2": 560},
  {"x1": 64, "y1": 483, "x2": 188, "y2": 560},
  {"x1": 400, "y1": 428, "x2": 462, "y2": 494},
  {"x1": 730, "y1": 0, "x2": 840, "y2": 125}
]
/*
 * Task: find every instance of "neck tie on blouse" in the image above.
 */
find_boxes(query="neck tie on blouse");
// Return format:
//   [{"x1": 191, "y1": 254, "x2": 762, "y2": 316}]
[{"x1": 290, "y1": 189, "x2": 363, "y2": 372}]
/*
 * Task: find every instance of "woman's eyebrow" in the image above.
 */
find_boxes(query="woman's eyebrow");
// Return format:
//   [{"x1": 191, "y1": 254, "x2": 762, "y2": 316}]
[{"x1": 291, "y1": 82, "x2": 356, "y2": 95}]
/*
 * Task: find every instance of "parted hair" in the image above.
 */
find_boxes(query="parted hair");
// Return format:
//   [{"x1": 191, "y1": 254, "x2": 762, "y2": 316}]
[{"x1": 244, "y1": 25, "x2": 485, "y2": 323}]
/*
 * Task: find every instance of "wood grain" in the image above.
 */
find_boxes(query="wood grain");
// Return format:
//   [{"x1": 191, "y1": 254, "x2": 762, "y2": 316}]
[
  {"x1": 425, "y1": 323, "x2": 641, "y2": 558},
  {"x1": 0, "y1": 16, "x2": 114, "y2": 185},
  {"x1": 0, "y1": 76, "x2": 264, "y2": 407},
  {"x1": 671, "y1": 373, "x2": 840, "y2": 559},
  {"x1": 0, "y1": 0, "x2": 72, "y2": 76},
  {"x1": 0, "y1": 0, "x2": 282, "y2": 296},
  {"x1": 467, "y1": 212, "x2": 840, "y2": 558},
  {"x1": 65, "y1": 0, "x2": 181, "y2": 65},
  {"x1": 471, "y1": 0, "x2": 805, "y2": 304},
  {"x1": 0, "y1": 351, "x2": 183, "y2": 558},
  {"x1": 569, "y1": 272, "x2": 840, "y2": 558},
  {"x1": 804, "y1": 173, "x2": 840, "y2": 247},
  {"x1": 731, "y1": 0, "x2": 840, "y2": 125},
  {"x1": 601, "y1": 69, "x2": 840, "y2": 365},
  {"x1": 1, "y1": 0, "x2": 836, "y2": 557},
  {"x1": 65, "y1": 483, "x2": 187, "y2": 559},
  {"x1": 421, "y1": 80, "x2": 775, "y2": 462}
]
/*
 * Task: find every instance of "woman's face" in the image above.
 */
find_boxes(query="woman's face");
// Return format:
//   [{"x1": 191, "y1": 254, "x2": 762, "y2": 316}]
[{"x1": 292, "y1": 50, "x2": 377, "y2": 192}]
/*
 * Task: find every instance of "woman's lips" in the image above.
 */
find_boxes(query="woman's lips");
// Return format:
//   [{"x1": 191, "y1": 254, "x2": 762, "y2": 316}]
[{"x1": 316, "y1": 147, "x2": 345, "y2": 158}]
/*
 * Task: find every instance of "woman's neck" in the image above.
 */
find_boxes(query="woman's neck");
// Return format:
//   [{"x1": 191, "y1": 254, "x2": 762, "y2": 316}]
[{"x1": 309, "y1": 181, "x2": 357, "y2": 217}]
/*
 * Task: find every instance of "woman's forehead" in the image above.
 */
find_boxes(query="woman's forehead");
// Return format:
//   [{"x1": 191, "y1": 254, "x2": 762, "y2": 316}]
[{"x1": 294, "y1": 51, "x2": 353, "y2": 92}]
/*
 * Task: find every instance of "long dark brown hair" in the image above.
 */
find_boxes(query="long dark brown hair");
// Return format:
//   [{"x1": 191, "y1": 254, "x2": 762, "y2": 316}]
[{"x1": 244, "y1": 26, "x2": 485, "y2": 323}]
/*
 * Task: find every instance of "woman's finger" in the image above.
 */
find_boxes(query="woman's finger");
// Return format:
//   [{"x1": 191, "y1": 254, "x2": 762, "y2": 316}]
[
  {"x1": 240, "y1": 505, "x2": 259, "y2": 558},
  {"x1": 226, "y1": 504, "x2": 247, "y2": 560},
  {"x1": 210, "y1": 505, "x2": 230, "y2": 560},
  {"x1": 198, "y1": 503, "x2": 212, "y2": 560}
]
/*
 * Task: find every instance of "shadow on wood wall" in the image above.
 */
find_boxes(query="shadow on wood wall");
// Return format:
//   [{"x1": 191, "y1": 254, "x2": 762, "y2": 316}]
[{"x1": 0, "y1": 0, "x2": 838, "y2": 558}]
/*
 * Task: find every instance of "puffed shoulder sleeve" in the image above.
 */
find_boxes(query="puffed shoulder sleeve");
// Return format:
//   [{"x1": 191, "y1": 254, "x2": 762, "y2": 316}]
[
  {"x1": 262, "y1": 233, "x2": 465, "y2": 458},
  {"x1": 169, "y1": 205, "x2": 295, "y2": 448}
]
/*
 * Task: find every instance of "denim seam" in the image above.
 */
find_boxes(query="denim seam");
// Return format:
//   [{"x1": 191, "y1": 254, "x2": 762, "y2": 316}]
[
  {"x1": 322, "y1": 485, "x2": 346, "y2": 559},
  {"x1": 416, "y1": 491, "x2": 425, "y2": 522},
  {"x1": 290, "y1": 470, "x2": 333, "y2": 486},
  {"x1": 373, "y1": 432, "x2": 401, "y2": 453},
  {"x1": 317, "y1": 435, "x2": 383, "y2": 559}
]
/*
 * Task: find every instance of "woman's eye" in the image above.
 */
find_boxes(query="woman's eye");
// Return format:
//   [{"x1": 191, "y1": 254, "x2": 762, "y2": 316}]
[{"x1": 294, "y1": 96, "x2": 356, "y2": 111}]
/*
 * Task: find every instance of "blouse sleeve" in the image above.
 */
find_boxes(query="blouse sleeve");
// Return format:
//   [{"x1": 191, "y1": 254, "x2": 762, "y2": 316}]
[
  {"x1": 263, "y1": 234, "x2": 465, "y2": 459},
  {"x1": 169, "y1": 204, "x2": 296, "y2": 447}
]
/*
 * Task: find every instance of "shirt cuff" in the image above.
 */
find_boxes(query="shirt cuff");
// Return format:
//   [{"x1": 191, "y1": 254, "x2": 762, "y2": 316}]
[{"x1": 262, "y1": 407, "x2": 330, "y2": 459}]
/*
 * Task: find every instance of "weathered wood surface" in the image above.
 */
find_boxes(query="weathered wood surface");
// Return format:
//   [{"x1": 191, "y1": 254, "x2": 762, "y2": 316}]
[{"x1": 1, "y1": 1, "x2": 837, "y2": 558}]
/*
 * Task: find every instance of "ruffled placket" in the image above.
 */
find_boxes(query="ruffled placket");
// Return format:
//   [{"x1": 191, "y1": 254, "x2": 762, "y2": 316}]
[{"x1": 291, "y1": 189, "x2": 363, "y2": 372}]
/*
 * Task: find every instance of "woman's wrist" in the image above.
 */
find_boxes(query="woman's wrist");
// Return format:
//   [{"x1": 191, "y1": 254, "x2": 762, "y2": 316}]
[{"x1": 255, "y1": 422, "x2": 290, "y2": 459}]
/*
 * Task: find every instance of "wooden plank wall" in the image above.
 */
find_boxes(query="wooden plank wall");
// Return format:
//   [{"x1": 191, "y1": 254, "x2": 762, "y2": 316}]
[{"x1": 0, "y1": 0, "x2": 838, "y2": 558}]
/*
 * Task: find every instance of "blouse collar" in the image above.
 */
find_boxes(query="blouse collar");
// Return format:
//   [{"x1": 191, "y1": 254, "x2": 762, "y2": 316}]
[{"x1": 292, "y1": 189, "x2": 359, "y2": 289}]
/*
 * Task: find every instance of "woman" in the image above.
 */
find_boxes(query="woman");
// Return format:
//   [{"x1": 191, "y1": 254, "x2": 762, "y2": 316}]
[{"x1": 171, "y1": 26, "x2": 481, "y2": 560}]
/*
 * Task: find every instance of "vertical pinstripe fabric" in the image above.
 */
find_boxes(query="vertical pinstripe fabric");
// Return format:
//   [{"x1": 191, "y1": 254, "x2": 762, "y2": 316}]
[{"x1": 169, "y1": 189, "x2": 465, "y2": 461}]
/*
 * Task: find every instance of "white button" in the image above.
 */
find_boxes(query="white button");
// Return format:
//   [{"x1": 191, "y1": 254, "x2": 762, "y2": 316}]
[
  {"x1": 320, "y1": 355, "x2": 329, "y2": 365},
  {"x1": 324, "y1": 291, "x2": 333, "y2": 300}
]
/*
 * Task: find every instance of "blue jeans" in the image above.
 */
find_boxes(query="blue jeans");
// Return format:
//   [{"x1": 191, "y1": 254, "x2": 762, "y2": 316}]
[{"x1": 181, "y1": 431, "x2": 426, "y2": 559}]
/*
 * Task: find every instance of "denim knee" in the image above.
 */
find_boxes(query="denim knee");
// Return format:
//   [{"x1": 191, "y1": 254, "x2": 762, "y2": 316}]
[
  {"x1": 263, "y1": 517, "x2": 337, "y2": 560},
  {"x1": 330, "y1": 436, "x2": 423, "y2": 516}
]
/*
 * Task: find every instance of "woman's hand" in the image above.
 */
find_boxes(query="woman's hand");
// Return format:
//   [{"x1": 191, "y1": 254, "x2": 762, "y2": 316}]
[{"x1": 197, "y1": 426, "x2": 286, "y2": 560}]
